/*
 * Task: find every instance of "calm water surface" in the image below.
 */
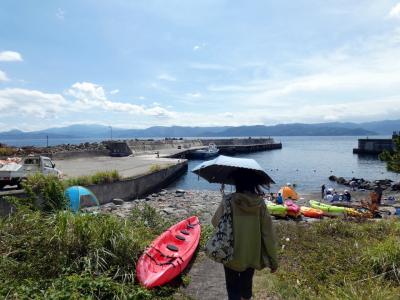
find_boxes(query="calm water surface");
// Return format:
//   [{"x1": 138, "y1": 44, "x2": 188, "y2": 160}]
[
  {"x1": 3, "y1": 136, "x2": 399, "y2": 193},
  {"x1": 168, "y1": 136, "x2": 400, "y2": 193}
]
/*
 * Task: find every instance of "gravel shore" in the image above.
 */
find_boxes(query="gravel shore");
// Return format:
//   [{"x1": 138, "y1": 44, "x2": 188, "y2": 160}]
[{"x1": 88, "y1": 188, "x2": 400, "y2": 223}]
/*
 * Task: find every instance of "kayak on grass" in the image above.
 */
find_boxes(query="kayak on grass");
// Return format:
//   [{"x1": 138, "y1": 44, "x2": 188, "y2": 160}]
[
  {"x1": 300, "y1": 206, "x2": 324, "y2": 219},
  {"x1": 285, "y1": 200, "x2": 301, "y2": 218},
  {"x1": 265, "y1": 200, "x2": 287, "y2": 217},
  {"x1": 309, "y1": 200, "x2": 346, "y2": 217},
  {"x1": 136, "y1": 216, "x2": 201, "y2": 288},
  {"x1": 345, "y1": 207, "x2": 373, "y2": 218}
]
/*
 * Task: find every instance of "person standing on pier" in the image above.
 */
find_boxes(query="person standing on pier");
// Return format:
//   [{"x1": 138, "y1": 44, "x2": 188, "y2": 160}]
[{"x1": 321, "y1": 184, "x2": 326, "y2": 199}]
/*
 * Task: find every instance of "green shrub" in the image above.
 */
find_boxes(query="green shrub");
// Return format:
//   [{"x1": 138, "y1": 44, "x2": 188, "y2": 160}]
[
  {"x1": 149, "y1": 164, "x2": 162, "y2": 173},
  {"x1": 379, "y1": 136, "x2": 400, "y2": 172},
  {"x1": 0, "y1": 146, "x2": 15, "y2": 156},
  {"x1": 0, "y1": 206, "x2": 178, "y2": 299},
  {"x1": 22, "y1": 173, "x2": 66, "y2": 212},
  {"x1": 253, "y1": 219, "x2": 400, "y2": 299},
  {"x1": 64, "y1": 170, "x2": 121, "y2": 187}
]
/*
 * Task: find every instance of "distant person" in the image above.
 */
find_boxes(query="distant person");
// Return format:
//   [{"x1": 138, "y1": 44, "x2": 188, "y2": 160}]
[
  {"x1": 276, "y1": 193, "x2": 283, "y2": 205},
  {"x1": 374, "y1": 184, "x2": 383, "y2": 205},
  {"x1": 212, "y1": 171, "x2": 278, "y2": 300},
  {"x1": 349, "y1": 180, "x2": 356, "y2": 191},
  {"x1": 332, "y1": 192, "x2": 340, "y2": 202},
  {"x1": 343, "y1": 190, "x2": 351, "y2": 202},
  {"x1": 324, "y1": 190, "x2": 333, "y2": 202},
  {"x1": 321, "y1": 184, "x2": 326, "y2": 199},
  {"x1": 269, "y1": 192, "x2": 275, "y2": 202}
]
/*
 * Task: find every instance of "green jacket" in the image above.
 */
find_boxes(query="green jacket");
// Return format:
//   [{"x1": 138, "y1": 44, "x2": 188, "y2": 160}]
[{"x1": 211, "y1": 192, "x2": 278, "y2": 272}]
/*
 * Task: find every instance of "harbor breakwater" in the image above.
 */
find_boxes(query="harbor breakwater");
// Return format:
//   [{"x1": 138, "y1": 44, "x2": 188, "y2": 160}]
[{"x1": 2, "y1": 137, "x2": 281, "y2": 158}]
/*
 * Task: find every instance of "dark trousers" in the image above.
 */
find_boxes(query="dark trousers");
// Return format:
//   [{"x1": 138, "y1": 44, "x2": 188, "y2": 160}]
[{"x1": 224, "y1": 266, "x2": 255, "y2": 300}]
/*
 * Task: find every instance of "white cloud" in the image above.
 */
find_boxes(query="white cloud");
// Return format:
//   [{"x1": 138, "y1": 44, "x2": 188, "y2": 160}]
[
  {"x1": 192, "y1": 42, "x2": 207, "y2": 51},
  {"x1": 0, "y1": 51, "x2": 23, "y2": 62},
  {"x1": 204, "y1": 28, "x2": 400, "y2": 124},
  {"x1": 186, "y1": 92, "x2": 202, "y2": 98},
  {"x1": 56, "y1": 8, "x2": 65, "y2": 20},
  {"x1": 0, "y1": 88, "x2": 68, "y2": 119},
  {"x1": 0, "y1": 70, "x2": 8, "y2": 81},
  {"x1": 189, "y1": 63, "x2": 234, "y2": 71},
  {"x1": 157, "y1": 73, "x2": 176, "y2": 81},
  {"x1": 67, "y1": 81, "x2": 174, "y2": 117},
  {"x1": 109, "y1": 89, "x2": 119, "y2": 95},
  {"x1": 389, "y1": 2, "x2": 400, "y2": 18}
]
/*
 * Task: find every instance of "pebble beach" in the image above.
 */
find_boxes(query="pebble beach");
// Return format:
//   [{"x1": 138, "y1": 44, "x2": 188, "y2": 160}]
[{"x1": 87, "y1": 187, "x2": 400, "y2": 223}]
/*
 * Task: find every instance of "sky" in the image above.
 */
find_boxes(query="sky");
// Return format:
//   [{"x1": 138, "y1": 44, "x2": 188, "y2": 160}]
[{"x1": 1, "y1": 0, "x2": 400, "y2": 131}]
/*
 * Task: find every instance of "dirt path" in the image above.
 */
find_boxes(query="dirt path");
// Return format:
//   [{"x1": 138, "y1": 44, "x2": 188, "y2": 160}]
[{"x1": 178, "y1": 253, "x2": 228, "y2": 300}]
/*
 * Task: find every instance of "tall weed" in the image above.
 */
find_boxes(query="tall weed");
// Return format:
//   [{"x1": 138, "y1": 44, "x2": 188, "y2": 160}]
[{"x1": 0, "y1": 206, "x2": 177, "y2": 299}]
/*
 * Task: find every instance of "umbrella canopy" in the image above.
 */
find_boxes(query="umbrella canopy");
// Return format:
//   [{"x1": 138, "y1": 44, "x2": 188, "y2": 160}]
[
  {"x1": 192, "y1": 155, "x2": 274, "y2": 186},
  {"x1": 65, "y1": 186, "x2": 99, "y2": 212},
  {"x1": 278, "y1": 186, "x2": 299, "y2": 200}
]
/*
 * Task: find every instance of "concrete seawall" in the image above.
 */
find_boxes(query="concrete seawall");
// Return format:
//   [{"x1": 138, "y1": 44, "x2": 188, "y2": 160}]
[
  {"x1": 88, "y1": 160, "x2": 188, "y2": 204},
  {"x1": 0, "y1": 160, "x2": 188, "y2": 215}
]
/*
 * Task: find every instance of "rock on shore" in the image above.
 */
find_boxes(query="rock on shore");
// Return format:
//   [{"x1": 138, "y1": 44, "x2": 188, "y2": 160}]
[
  {"x1": 88, "y1": 189, "x2": 222, "y2": 224},
  {"x1": 328, "y1": 175, "x2": 400, "y2": 191}
]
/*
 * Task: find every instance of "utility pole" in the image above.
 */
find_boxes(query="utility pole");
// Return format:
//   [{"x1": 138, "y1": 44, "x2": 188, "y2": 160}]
[{"x1": 46, "y1": 135, "x2": 49, "y2": 147}]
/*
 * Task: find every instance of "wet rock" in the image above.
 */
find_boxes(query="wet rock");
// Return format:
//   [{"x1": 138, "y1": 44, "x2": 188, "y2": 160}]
[
  {"x1": 174, "y1": 209, "x2": 189, "y2": 216},
  {"x1": 145, "y1": 196, "x2": 152, "y2": 201},
  {"x1": 162, "y1": 207, "x2": 176, "y2": 215},
  {"x1": 392, "y1": 182, "x2": 400, "y2": 191},
  {"x1": 328, "y1": 175, "x2": 337, "y2": 181},
  {"x1": 112, "y1": 198, "x2": 124, "y2": 205},
  {"x1": 176, "y1": 189, "x2": 185, "y2": 194}
]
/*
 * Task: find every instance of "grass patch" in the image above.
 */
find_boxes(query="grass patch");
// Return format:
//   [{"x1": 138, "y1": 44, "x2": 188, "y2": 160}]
[
  {"x1": 19, "y1": 173, "x2": 67, "y2": 212},
  {"x1": 0, "y1": 146, "x2": 16, "y2": 156},
  {"x1": 253, "y1": 219, "x2": 400, "y2": 299},
  {"x1": 64, "y1": 170, "x2": 121, "y2": 187},
  {"x1": 0, "y1": 205, "x2": 183, "y2": 299},
  {"x1": 148, "y1": 164, "x2": 175, "y2": 174},
  {"x1": 149, "y1": 164, "x2": 163, "y2": 173}
]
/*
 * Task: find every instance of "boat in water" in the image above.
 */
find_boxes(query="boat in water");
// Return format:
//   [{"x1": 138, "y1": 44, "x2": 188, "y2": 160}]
[{"x1": 189, "y1": 143, "x2": 219, "y2": 159}]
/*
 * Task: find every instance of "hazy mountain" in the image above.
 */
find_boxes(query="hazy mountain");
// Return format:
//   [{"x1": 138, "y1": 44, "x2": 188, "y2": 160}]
[
  {"x1": 1, "y1": 119, "x2": 399, "y2": 140},
  {"x1": 0, "y1": 129, "x2": 73, "y2": 139},
  {"x1": 358, "y1": 120, "x2": 400, "y2": 135},
  {"x1": 203, "y1": 124, "x2": 374, "y2": 137},
  {"x1": 115, "y1": 126, "x2": 232, "y2": 138}
]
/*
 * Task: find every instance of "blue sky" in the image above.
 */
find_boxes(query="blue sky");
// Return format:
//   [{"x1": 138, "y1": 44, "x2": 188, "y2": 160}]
[{"x1": 1, "y1": 0, "x2": 400, "y2": 131}]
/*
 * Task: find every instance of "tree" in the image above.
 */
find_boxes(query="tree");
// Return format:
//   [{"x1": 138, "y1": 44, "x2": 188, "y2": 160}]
[{"x1": 379, "y1": 136, "x2": 400, "y2": 173}]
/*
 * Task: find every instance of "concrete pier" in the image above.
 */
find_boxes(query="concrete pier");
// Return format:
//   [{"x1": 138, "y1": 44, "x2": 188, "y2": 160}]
[
  {"x1": 0, "y1": 156, "x2": 188, "y2": 215},
  {"x1": 108, "y1": 137, "x2": 282, "y2": 158},
  {"x1": 353, "y1": 132, "x2": 398, "y2": 155}
]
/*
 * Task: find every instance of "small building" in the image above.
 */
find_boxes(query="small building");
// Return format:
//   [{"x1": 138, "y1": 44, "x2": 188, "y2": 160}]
[
  {"x1": 108, "y1": 141, "x2": 132, "y2": 157},
  {"x1": 353, "y1": 132, "x2": 398, "y2": 155}
]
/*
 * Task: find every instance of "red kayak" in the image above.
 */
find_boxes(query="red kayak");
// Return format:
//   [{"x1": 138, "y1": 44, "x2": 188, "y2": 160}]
[
  {"x1": 136, "y1": 216, "x2": 201, "y2": 288},
  {"x1": 285, "y1": 200, "x2": 301, "y2": 218}
]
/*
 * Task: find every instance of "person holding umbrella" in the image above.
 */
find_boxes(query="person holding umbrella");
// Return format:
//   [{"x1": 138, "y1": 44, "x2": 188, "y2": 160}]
[{"x1": 193, "y1": 156, "x2": 278, "y2": 300}]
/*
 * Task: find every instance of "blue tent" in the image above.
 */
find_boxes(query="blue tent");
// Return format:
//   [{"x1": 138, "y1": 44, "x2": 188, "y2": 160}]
[{"x1": 65, "y1": 186, "x2": 99, "y2": 212}]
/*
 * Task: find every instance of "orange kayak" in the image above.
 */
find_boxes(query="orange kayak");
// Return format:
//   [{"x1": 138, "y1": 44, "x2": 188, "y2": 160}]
[{"x1": 300, "y1": 206, "x2": 324, "y2": 218}]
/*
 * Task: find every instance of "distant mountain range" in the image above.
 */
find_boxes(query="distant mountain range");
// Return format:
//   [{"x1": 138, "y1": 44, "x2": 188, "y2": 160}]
[{"x1": 0, "y1": 119, "x2": 399, "y2": 140}]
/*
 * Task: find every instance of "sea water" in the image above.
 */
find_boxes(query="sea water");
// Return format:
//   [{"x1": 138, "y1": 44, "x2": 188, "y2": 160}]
[
  {"x1": 168, "y1": 136, "x2": 400, "y2": 193},
  {"x1": 3, "y1": 136, "x2": 399, "y2": 193}
]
